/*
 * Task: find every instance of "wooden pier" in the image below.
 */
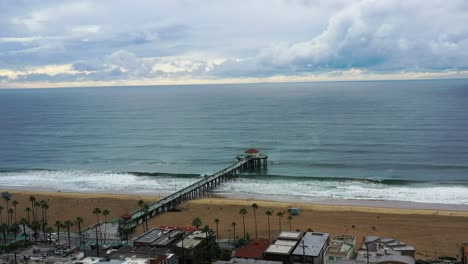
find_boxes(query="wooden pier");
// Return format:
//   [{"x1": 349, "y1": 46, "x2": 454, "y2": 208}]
[{"x1": 120, "y1": 150, "x2": 267, "y2": 229}]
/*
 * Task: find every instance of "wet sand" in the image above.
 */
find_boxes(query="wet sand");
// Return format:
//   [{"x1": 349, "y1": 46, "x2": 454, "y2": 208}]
[{"x1": 3, "y1": 190, "x2": 468, "y2": 259}]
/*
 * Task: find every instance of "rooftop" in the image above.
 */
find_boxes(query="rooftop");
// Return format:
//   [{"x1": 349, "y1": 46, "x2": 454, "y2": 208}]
[
  {"x1": 108, "y1": 245, "x2": 170, "y2": 259},
  {"x1": 175, "y1": 230, "x2": 209, "y2": 249},
  {"x1": 234, "y1": 238, "x2": 271, "y2": 259},
  {"x1": 278, "y1": 231, "x2": 303, "y2": 241},
  {"x1": 134, "y1": 228, "x2": 164, "y2": 244},
  {"x1": 292, "y1": 232, "x2": 330, "y2": 257},
  {"x1": 326, "y1": 235, "x2": 355, "y2": 257},
  {"x1": 245, "y1": 149, "x2": 260, "y2": 154},
  {"x1": 265, "y1": 244, "x2": 295, "y2": 255},
  {"x1": 216, "y1": 258, "x2": 283, "y2": 264}
]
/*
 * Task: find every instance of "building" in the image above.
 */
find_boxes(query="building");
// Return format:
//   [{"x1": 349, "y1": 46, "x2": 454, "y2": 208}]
[
  {"x1": 173, "y1": 230, "x2": 214, "y2": 264},
  {"x1": 354, "y1": 236, "x2": 415, "y2": 264},
  {"x1": 264, "y1": 239, "x2": 299, "y2": 263},
  {"x1": 461, "y1": 243, "x2": 468, "y2": 264},
  {"x1": 324, "y1": 235, "x2": 356, "y2": 264},
  {"x1": 292, "y1": 232, "x2": 329, "y2": 264},
  {"x1": 277, "y1": 232, "x2": 303, "y2": 242},
  {"x1": 215, "y1": 258, "x2": 283, "y2": 264},
  {"x1": 234, "y1": 239, "x2": 271, "y2": 259},
  {"x1": 133, "y1": 227, "x2": 191, "y2": 248}
]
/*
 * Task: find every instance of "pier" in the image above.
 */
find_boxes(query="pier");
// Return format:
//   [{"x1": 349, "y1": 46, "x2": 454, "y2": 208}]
[{"x1": 120, "y1": 149, "x2": 268, "y2": 229}]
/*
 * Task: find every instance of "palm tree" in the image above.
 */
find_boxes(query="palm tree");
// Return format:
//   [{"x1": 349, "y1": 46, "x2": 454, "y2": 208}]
[
  {"x1": 102, "y1": 209, "x2": 110, "y2": 243},
  {"x1": 34, "y1": 201, "x2": 40, "y2": 222},
  {"x1": 64, "y1": 220, "x2": 74, "y2": 248},
  {"x1": 239, "y1": 208, "x2": 247, "y2": 239},
  {"x1": 19, "y1": 218, "x2": 28, "y2": 246},
  {"x1": 231, "y1": 222, "x2": 237, "y2": 244},
  {"x1": 12, "y1": 200, "x2": 18, "y2": 223},
  {"x1": 0, "y1": 205, "x2": 3, "y2": 224},
  {"x1": 287, "y1": 215, "x2": 293, "y2": 231},
  {"x1": 277, "y1": 211, "x2": 284, "y2": 232},
  {"x1": 251, "y1": 203, "x2": 258, "y2": 239},
  {"x1": 25, "y1": 207, "x2": 31, "y2": 225},
  {"x1": 265, "y1": 210, "x2": 272, "y2": 242},
  {"x1": 214, "y1": 218, "x2": 220, "y2": 240},
  {"x1": 29, "y1": 196, "x2": 36, "y2": 220},
  {"x1": 54, "y1": 220, "x2": 62, "y2": 244},
  {"x1": 3, "y1": 196, "x2": 10, "y2": 225},
  {"x1": 7, "y1": 208, "x2": 14, "y2": 226},
  {"x1": 93, "y1": 208, "x2": 102, "y2": 245},
  {"x1": 31, "y1": 220, "x2": 40, "y2": 244},
  {"x1": 192, "y1": 217, "x2": 202, "y2": 230},
  {"x1": 75, "y1": 217, "x2": 84, "y2": 249},
  {"x1": 0, "y1": 223, "x2": 8, "y2": 251}
]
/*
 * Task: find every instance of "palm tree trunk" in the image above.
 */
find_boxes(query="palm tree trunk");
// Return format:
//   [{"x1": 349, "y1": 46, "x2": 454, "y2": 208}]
[
  {"x1": 67, "y1": 227, "x2": 71, "y2": 248},
  {"x1": 242, "y1": 215, "x2": 246, "y2": 239},
  {"x1": 267, "y1": 215, "x2": 271, "y2": 242},
  {"x1": 254, "y1": 209, "x2": 257, "y2": 239}
]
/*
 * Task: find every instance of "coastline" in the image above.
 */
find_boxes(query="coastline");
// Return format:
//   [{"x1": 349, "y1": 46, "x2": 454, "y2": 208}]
[{"x1": 1, "y1": 188, "x2": 468, "y2": 259}]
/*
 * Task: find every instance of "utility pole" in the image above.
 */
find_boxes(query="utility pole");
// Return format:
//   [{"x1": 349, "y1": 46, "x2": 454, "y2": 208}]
[{"x1": 298, "y1": 240, "x2": 308, "y2": 264}]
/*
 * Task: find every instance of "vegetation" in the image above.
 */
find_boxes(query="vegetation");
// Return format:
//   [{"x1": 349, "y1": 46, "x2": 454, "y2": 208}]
[
  {"x1": 265, "y1": 210, "x2": 273, "y2": 241},
  {"x1": 239, "y1": 208, "x2": 247, "y2": 239},
  {"x1": 192, "y1": 217, "x2": 203, "y2": 230},
  {"x1": 251, "y1": 203, "x2": 258, "y2": 239},
  {"x1": 277, "y1": 211, "x2": 284, "y2": 232},
  {"x1": 214, "y1": 218, "x2": 220, "y2": 240}
]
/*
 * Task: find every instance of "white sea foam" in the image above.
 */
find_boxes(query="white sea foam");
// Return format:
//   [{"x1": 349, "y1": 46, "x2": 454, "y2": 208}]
[{"x1": 1, "y1": 170, "x2": 468, "y2": 205}]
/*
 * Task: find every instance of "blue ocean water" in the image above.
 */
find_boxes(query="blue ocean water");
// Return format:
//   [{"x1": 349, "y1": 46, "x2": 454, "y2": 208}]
[{"x1": 1, "y1": 80, "x2": 468, "y2": 204}]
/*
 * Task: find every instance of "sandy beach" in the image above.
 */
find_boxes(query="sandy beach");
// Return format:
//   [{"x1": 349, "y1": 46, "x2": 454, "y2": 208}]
[{"x1": 2, "y1": 189, "x2": 467, "y2": 259}]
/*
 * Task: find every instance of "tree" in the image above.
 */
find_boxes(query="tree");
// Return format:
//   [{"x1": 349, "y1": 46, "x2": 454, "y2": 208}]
[
  {"x1": 0, "y1": 206, "x2": 3, "y2": 224},
  {"x1": 25, "y1": 207, "x2": 31, "y2": 225},
  {"x1": 231, "y1": 222, "x2": 237, "y2": 244},
  {"x1": 265, "y1": 210, "x2": 272, "y2": 242},
  {"x1": 0, "y1": 223, "x2": 8, "y2": 252},
  {"x1": 251, "y1": 203, "x2": 258, "y2": 239},
  {"x1": 64, "y1": 220, "x2": 74, "y2": 248},
  {"x1": 3, "y1": 196, "x2": 10, "y2": 225},
  {"x1": 239, "y1": 208, "x2": 247, "y2": 239},
  {"x1": 102, "y1": 209, "x2": 110, "y2": 243},
  {"x1": 28, "y1": 196, "x2": 36, "y2": 220},
  {"x1": 214, "y1": 218, "x2": 220, "y2": 240},
  {"x1": 31, "y1": 220, "x2": 40, "y2": 244},
  {"x1": 75, "y1": 217, "x2": 84, "y2": 249},
  {"x1": 46, "y1": 226, "x2": 54, "y2": 243},
  {"x1": 7, "y1": 208, "x2": 13, "y2": 227},
  {"x1": 277, "y1": 212, "x2": 284, "y2": 232},
  {"x1": 54, "y1": 220, "x2": 62, "y2": 244},
  {"x1": 192, "y1": 217, "x2": 202, "y2": 230},
  {"x1": 93, "y1": 208, "x2": 102, "y2": 247},
  {"x1": 287, "y1": 215, "x2": 293, "y2": 231},
  {"x1": 19, "y1": 218, "x2": 28, "y2": 246},
  {"x1": 10, "y1": 223, "x2": 20, "y2": 240},
  {"x1": 34, "y1": 201, "x2": 40, "y2": 223},
  {"x1": 12, "y1": 200, "x2": 18, "y2": 223}
]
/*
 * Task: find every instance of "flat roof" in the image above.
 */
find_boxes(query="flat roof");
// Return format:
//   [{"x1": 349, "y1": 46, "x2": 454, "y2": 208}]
[
  {"x1": 265, "y1": 244, "x2": 295, "y2": 255},
  {"x1": 216, "y1": 258, "x2": 282, "y2": 264},
  {"x1": 175, "y1": 230, "x2": 208, "y2": 249},
  {"x1": 292, "y1": 232, "x2": 329, "y2": 257},
  {"x1": 150, "y1": 229, "x2": 182, "y2": 247},
  {"x1": 278, "y1": 231, "x2": 303, "y2": 241},
  {"x1": 275, "y1": 240, "x2": 298, "y2": 247}
]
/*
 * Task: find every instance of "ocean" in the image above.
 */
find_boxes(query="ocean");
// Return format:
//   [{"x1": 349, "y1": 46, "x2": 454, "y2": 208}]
[{"x1": 1, "y1": 79, "x2": 468, "y2": 205}]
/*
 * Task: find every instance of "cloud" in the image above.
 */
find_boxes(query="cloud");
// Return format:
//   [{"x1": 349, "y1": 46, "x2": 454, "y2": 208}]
[{"x1": 1, "y1": 0, "x2": 468, "y2": 88}]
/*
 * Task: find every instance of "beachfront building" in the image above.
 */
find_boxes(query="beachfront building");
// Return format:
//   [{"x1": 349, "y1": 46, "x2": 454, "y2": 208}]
[
  {"x1": 234, "y1": 238, "x2": 271, "y2": 260},
  {"x1": 133, "y1": 227, "x2": 189, "y2": 248},
  {"x1": 324, "y1": 235, "x2": 356, "y2": 264},
  {"x1": 173, "y1": 230, "x2": 214, "y2": 264},
  {"x1": 264, "y1": 232, "x2": 303, "y2": 264},
  {"x1": 292, "y1": 232, "x2": 330, "y2": 264},
  {"x1": 461, "y1": 243, "x2": 468, "y2": 264},
  {"x1": 355, "y1": 236, "x2": 415, "y2": 264},
  {"x1": 216, "y1": 258, "x2": 283, "y2": 264}
]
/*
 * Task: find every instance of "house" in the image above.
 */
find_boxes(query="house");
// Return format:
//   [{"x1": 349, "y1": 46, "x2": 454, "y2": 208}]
[
  {"x1": 292, "y1": 232, "x2": 330, "y2": 264},
  {"x1": 173, "y1": 230, "x2": 214, "y2": 264},
  {"x1": 354, "y1": 236, "x2": 415, "y2": 264},
  {"x1": 324, "y1": 235, "x2": 356, "y2": 264},
  {"x1": 461, "y1": 243, "x2": 468, "y2": 264},
  {"x1": 234, "y1": 238, "x2": 271, "y2": 259},
  {"x1": 215, "y1": 258, "x2": 283, "y2": 264},
  {"x1": 264, "y1": 239, "x2": 299, "y2": 263}
]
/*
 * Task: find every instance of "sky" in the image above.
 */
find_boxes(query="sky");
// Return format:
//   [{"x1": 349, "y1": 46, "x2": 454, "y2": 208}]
[{"x1": 1, "y1": 0, "x2": 468, "y2": 88}]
